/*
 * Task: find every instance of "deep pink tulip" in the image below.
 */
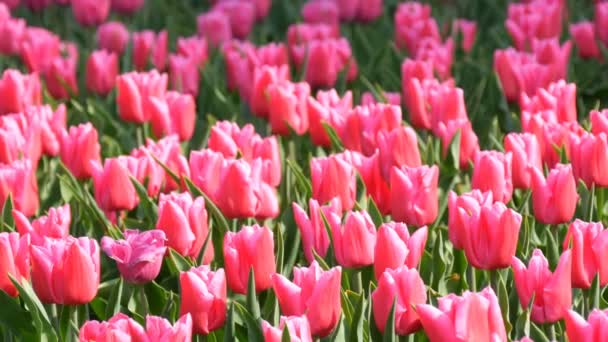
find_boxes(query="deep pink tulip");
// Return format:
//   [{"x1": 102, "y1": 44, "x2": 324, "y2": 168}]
[
  {"x1": 361, "y1": 91, "x2": 401, "y2": 107},
  {"x1": 591, "y1": 109, "x2": 608, "y2": 136},
  {"x1": 267, "y1": 81, "x2": 310, "y2": 136},
  {"x1": 355, "y1": 0, "x2": 382, "y2": 22},
  {"x1": 132, "y1": 30, "x2": 168, "y2": 71},
  {"x1": 453, "y1": 19, "x2": 477, "y2": 52},
  {"x1": 341, "y1": 103, "x2": 402, "y2": 156},
  {"x1": 327, "y1": 210, "x2": 376, "y2": 268},
  {"x1": 176, "y1": 36, "x2": 208, "y2": 67},
  {"x1": 390, "y1": 165, "x2": 439, "y2": 227},
  {"x1": 292, "y1": 198, "x2": 341, "y2": 264},
  {"x1": 0, "y1": 18, "x2": 26, "y2": 55},
  {"x1": 0, "y1": 70, "x2": 41, "y2": 114},
  {"x1": 504, "y1": 133, "x2": 543, "y2": 189},
  {"x1": 417, "y1": 287, "x2": 507, "y2": 342},
  {"x1": 156, "y1": 192, "x2": 212, "y2": 263},
  {"x1": 179, "y1": 266, "x2": 227, "y2": 334},
  {"x1": 0, "y1": 113, "x2": 42, "y2": 166},
  {"x1": 0, "y1": 0, "x2": 19, "y2": 10},
  {"x1": 0, "y1": 159, "x2": 39, "y2": 217},
  {"x1": 404, "y1": 78, "x2": 455, "y2": 131},
  {"x1": 44, "y1": 55, "x2": 79, "y2": 100},
  {"x1": 565, "y1": 309, "x2": 608, "y2": 342},
  {"x1": 146, "y1": 314, "x2": 192, "y2": 342},
  {"x1": 596, "y1": 2, "x2": 608, "y2": 47},
  {"x1": 435, "y1": 118, "x2": 480, "y2": 169},
  {"x1": 60, "y1": 123, "x2": 101, "y2": 180},
  {"x1": 149, "y1": 91, "x2": 196, "y2": 142},
  {"x1": 90, "y1": 157, "x2": 139, "y2": 212},
  {"x1": 0, "y1": 232, "x2": 29, "y2": 297},
  {"x1": 71, "y1": 0, "x2": 110, "y2": 26},
  {"x1": 520, "y1": 80, "x2": 577, "y2": 124},
  {"x1": 197, "y1": 11, "x2": 232, "y2": 47},
  {"x1": 302, "y1": 0, "x2": 339, "y2": 29},
  {"x1": 116, "y1": 70, "x2": 168, "y2": 124},
  {"x1": 86, "y1": 50, "x2": 118, "y2": 96},
  {"x1": 570, "y1": 132, "x2": 608, "y2": 187},
  {"x1": 23, "y1": 0, "x2": 52, "y2": 11},
  {"x1": 563, "y1": 220, "x2": 604, "y2": 289},
  {"x1": 111, "y1": 0, "x2": 145, "y2": 15},
  {"x1": 212, "y1": 1, "x2": 255, "y2": 39},
  {"x1": 448, "y1": 190, "x2": 494, "y2": 250},
  {"x1": 339, "y1": 150, "x2": 392, "y2": 214},
  {"x1": 250, "y1": 65, "x2": 290, "y2": 118},
  {"x1": 505, "y1": 1, "x2": 562, "y2": 50},
  {"x1": 169, "y1": 54, "x2": 199, "y2": 97},
  {"x1": 471, "y1": 150, "x2": 513, "y2": 203},
  {"x1": 512, "y1": 249, "x2": 572, "y2": 324},
  {"x1": 372, "y1": 266, "x2": 427, "y2": 335},
  {"x1": 20, "y1": 27, "x2": 61, "y2": 73},
  {"x1": 296, "y1": 38, "x2": 357, "y2": 88},
  {"x1": 376, "y1": 126, "x2": 421, "y2": 182},
  {"x1": 592, "y1": 228, "x2": 608, "y2": 287},
  {"x1": 272, "y1": 261, "x2": 342, "y2": 337},
  {"x1": 401, "y1": 59, "x2": 434, "y2": 105},
  {"x1": 570, "y1": 21, "x2": 601, "y2": 59},
  {"x1": 19, "y1": 105, "x2": 65, "y2": 158},
  {"x1": 311, "y1": 154, "x2": 356, "y2": 212},
  {"x1": 394, "y1": 2, "x2": 439, "y2": 53},
  {"x1": 97, "y1": 21, "x2": 129, "y2": 55},
  {"x1": 262, "y1": 316, "x2": 313, "y2": 342},
  {"x1": 307, "y1": 89, "x2": 352, "y2": 147},
  {"x1": 223, "y1": 224, "x2": 275, "y2": 294},
  {"x1": 13, "y1": 204, "x2": 70, "y2": 245},
  {"x1": 79, "y1": 313, "x2": 147, "y2": 341},
  {"x1": 530, "y1": 163, "x2": 578, "y2": 224},
  {"x1": 414, "y1": 38, "x2": 454, "y2": 80},
  {"x1": 540, "y1": 121, "x2": 585, "y2": 168},
  {"x1": 101, "y1": 229, "x2": 167, "y2": 284},
  {"x1": 374, "y1": 223, "x2": 427, "y2": 279},
  {"x1": 31, "y1": 236, "x2": 100, "y2": 305}
]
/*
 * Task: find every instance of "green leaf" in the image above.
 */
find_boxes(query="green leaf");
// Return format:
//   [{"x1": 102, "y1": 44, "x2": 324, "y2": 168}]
[
  {"x1": 234, "y1": 302, "x2": 264, "y2": 342},
  {"x1": 382, "y1": 299, "x2": 397, "y2": 342},
  {"x1": 105, "y1": 277, "x2": 124, "y2": 319},
  {"x1": 223, "y1": 302, "x2": 235, "y2": 342},
  {"x1": 184, "y1": 177, "x2": 229, "y2": 235},
  {"x1": 167, "y1": 248, "x2": 195, "y2": 274},
  {"x1": 322, "y1": 122, "x2": 345, "y2": 152},
  {"x1": 275, "y1": 223, "x2": 284, "y2": 274},
  {"x1": 448, "y1": 130, "x2": 462, "y2": 171},
  {"x1": 197, "y1": 225, "x2": 213, "y2": 266},
  {"x1": 367, "y1": 198, "x2": 384, "y2": 227},
  {"x1": 0, "y1": 290, "x2": 36, "y2": 338},
  {"x1": 281, "y1": 325, "x2": 292, "y2": 342},
  {"x1": 348, "y1": 292, "x2": 366, "y2": 342},
  {"x1": 150, "y1": 154, "x2": 181, "y2": 187},
  {"x1": 1, "y1": 194, "x2": 14, "y2": 231},
  {"x1": 247, "y1": 268, "x2": 261, "y2": 319},
  {"x1": 313, "y1": 249, "x2": 331, "y2": 271},
  {"x1": 9, "y1": 276, "x2": 58, "y2": 342},
  {"x1": 129, "y1": 176, "x2": 158, "y2": 223},
  {"x1": 286, "y1": 158, "x2": 312, "y2": 198}
]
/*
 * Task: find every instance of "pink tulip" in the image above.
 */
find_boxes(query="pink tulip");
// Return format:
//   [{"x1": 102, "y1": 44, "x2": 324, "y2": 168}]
[
  {"x1": 101, "y1": 229, "x2": 167, "y2": 284},
  {"x1": 341, "y1": 103, "x2": 402, "y2": 156},
  {"x1": 0, "y1": 70, "x2": 41, "y2": 115},
  {"x1": 339, "y1": 150, "x2": 392, "y2": 214},
  {"x1": 179, "y1": 266, "x2": 227, "y2": 334},
  {"x1": 111, "y1": 0, "x2": 145, "y2": 15},
  {"x1": 176, "y1": 36, "x2": 208, "y2": 67},
  {"x1": 295, "y1": 38, "x2": 357, "y2": 88},
  {"x1": 90, "y1": 157, "x2": 139, "y2": 212},
  {"x1": 23, "y1": 0, "x2": 52, "y2": 11},
  {"x1": 597, "y1": 1, "x2": 608, "y2": 47},
  {"x1": 132, "y1": 30, "x2": 168, "y2": 71},
  {"x1": 19, "y1": 105, "x2": 65, "y2": 159},
  {"x1": 31, "y1": 236, "x2": 100, "y2": 304},
  {"x1": 20, "y1": 27, "x2": 61, "y2": 73},
  {"x1": 0, "y1": 113, "x2": 42, "y2": 166},
  {"x1": 417, "y1": 287, "x2": 507, "y2": 341},
  {"x1": 145, "y1": 314, "x2": 192, "y2": 342},
  {"x1": 448, "y1": 190, "x2": 494, "y2": 250},
  {"x1": 530, "y1": 163, "x2": 578, "y2": 224},
  {"x1": 223, "y1": 224, "x2": 275, "y2": 294},
  {"x1": 149, "y1": 91, "x2": 196, "y2": 142},
  {"x1": 86, "y1": 50, "x2": 118, "y2": 96},
  {"x1": 453, "y1": 19, "x2": 477, "y2": 53},
  {"x1": 307, "y1": 89, "x2": 352, "y2": 147},
  {"x1": 504, "y1": 133, "x2": 543, "y2": 189},
  {"x1": 79, "y1": 313, "x2": 147, "y2": 341},
  {"x1": 44, "y1": 54, "x2": 79, "y2": 100},
  {"x1": 287, "y1": 23, "x2": 339, "y2": 49},
  {"x1": 414, "y1": 38, "x2": 454, "y2": 80},
  {"x1": 512, "y1": 249, "x2": 572, "y2": 323},
  {"x1": 0, "y1": 232, "x2": 29, "y2": 297},
  {"x1": 272, "y1": 261, "x2": 342, "y2": 337},
  {"x1": 0, "y1": 0, "x2": 19, "y2": 10},
  {"x1": 540, "y1": 121, "x2": 585, "y2": 168},
  {"x1": 592, "y1": 109, "x2": 608, "y2": 136},
  {"x1": 435, "y1": 118, "x2": 480, "y2": 169},
  {"x1": 404, "y1": 78, "x2": 455, "y2": 131},
  {"x1": 116, "y1": 70, "x2": 168, "y2": 124},
  {"x1": 374, "y1": 223, "x2": 427, "y2": 279},
  {"x1": 267, "y1": 81, "x2": 310, "y2": 136},
  {"x1": 212, "y1": 1, "x2": 255, "y2": 39},
  {"x1": 292, "y1": 198, "x2": 341, "y2": 264},
  {"x1": 570, "y1": 21, "x2": 601, "y2": 59},
  {"x1": 372, "y1": 266, "x2": 427, "y2": 335},
  {"x1": 390, "y1": 165, "x2": 439, "y2": 227},
  {"x1": 197, "y1": 11, "x2": 232, "y2": 47},
  {"x1": 355, "y1": 0, "x2": 382, "y2": 22},
  {"x1": 169, "y1": 54, "x2": 199, "y2": 97},
  {"x1": 0, "y1": 18, "x2": 26, "y2": 55},
  {"x1": 97, "y1": 21, "x2": 129, "y2": 55},
  {"x1": 13, "y1": 204, "x2": 70, "y2": 245},
  {"x1": 302, "y1": 0, "x2": 339, "y2": 28},
  {"x1": 505, "y1": 1, "x2": 562, "y2": 50},
  {"x1": 376, "y1": 126, "x2": 421, "y2": 181},
  {"x1": 563, "y1": 220, "x2": 604, "y2": 289},
  {"x1": 60, "y1": 123, "x2": 101, "y2": 180},
  {"x1": 471, "y1": 150, "x2": 513, "y2": 203},
  {"x1": 401, "y1": 59, "x2": 434, "y2": 101},
  {"x1": 327, "y1": 210, "x2": 376, "y2": 268},
  {"x1": 156, "y1": 192, "x2": 212, "y2": 263},
  {"x1": 249, "y1": 65, "x2": 290, "y2": 118},
  {"x1": 520, "y1": 80, "x2": 577, "y2": 124},
  {"x1": 310, "y1": 154, "x2": 356, "y2": 212},
  {"x1": 565, "y1": 309, "x2": 608, "y2": 342},
  {"x1": 570, "y1": 133, "x2": 608, "y2": 187},
  {"x1": 394, "y1": 2, "x2": 439, "y2": 52},
  {"x1": 71, "y1": 0, "x2": 110, "y2": 26},
  {"x1": 262, "y1": 316, "x2": 313, "y2": 342},
  {"x1": 0, "y1": 159, "x2": 39, "y2": 217}
]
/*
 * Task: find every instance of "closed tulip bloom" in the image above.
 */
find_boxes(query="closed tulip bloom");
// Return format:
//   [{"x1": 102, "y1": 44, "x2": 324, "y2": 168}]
[
  {"x1": 60, "y1": 123, "x2": 101, "y2": 180},
  {"x1": 20, "y1": 27, "x2": 61, "y2": 73},
  {"x1": 179, "y1": 266, "x2": 227, "y2": 334},
  {"x1": 311, "y1": 154, "x2": 356, "y2": 212},
  {"x1": 97, "y1": 21, "x2": 129, "y2": 55},
  {"x1": 530, "y1": 163, "x2": 578, "y2": 224},
  {"x1": 145, "y1": 314, "x2": 192, "y2": 342},
  {"x1": 13, "y1": 204, "x2": 71, "y2": 245},
  {"x1": 272, "y1": 261, "x2": 342, "y2": 337},
  {"x1": 394, "y1": 2, "x2": 439, "y2": 53},
  {"x1": 341, "y1": 103, "x2": 402, "y2": 156},
  {"x1": 212, "y1": 1, "x2": 255, "y2": 39},
  {"x1": 31, "y1": 236, "x2": 100, "y2": 304},
  {"x1": 0, "y1": 0, "x2": 19, "y2": 10},
  {"x1": 374, "y1": 223, "x2": 427, "y2": 279},
  {"x1": 504, "y1": 133, "x2": 543, "y2": 189},
  {"x1": 570, "y1": 133, "x2": 608, "y2": 187},
  {"x1": 390, "y1": 165, "x2": 439, "y2": 227},
  {"x1": 176, "y1": 36, "x2": 208, "y2": 67},
  {"x1": 111, "y1": 0, "x2": 145, "y2": 14},
  {"x1": 0, "y1": 18, "x2": 27, "y2": 56},
  {"x1": 0, "y1": 159, "x2": 39, "y2": 217},
  {"x1": 448, "y1": 190, "x2": 494, "y2": 250},
  {"x1": 520, "y1": 80, "x2": 577, "y2": 125},
  {"x1": 417, "y1": 287, "x2": 507, "y2": 342},
  {"x1": 565, "y1": 309, "x2": 608, "y2": 342},
  {"x1": 156, "y1": 192, "x2": 212, "y2": 263},
  {"x1": 0, "y1": 114, "x2": 41, "y2": 166},
  {"x1": 361, "y1": 91, "x2": 401, "y2": 107},
  {"x1": 471, "y1": 151, "x2": 513, "y2": 203},
  {"x1": 541, "y1": 121, "x2": 585, "y2": 168},
  {"x1": 302, "y1": 0, "x2": 339, "y2": 28},
  {"x1": 86, "y1": 50, "x2": 118, "y2": 96},
  {"x1": 262, "y1": 316, "x2": 313, "y2": 342},
  {"x1": 591, "y1": 109, "x2": 608, "y2": 136},
  {"x1": 570, "y1": 21, "x2": 601, "y2": 59},
  {"x1": 435, "y1": 118, "x2": 480, "y2": 169},
  {"x1": 101, "y1": 229, "x2": 167, "y2": 284},
  {"x1": 0, "y1": 232, "x2": 29, "y2": 297},
  {"x1": 132, "y1": 30, "x2": 168, "y2": 71},
  {"x1": 592, "y1": 229, "x2": 608, "y2": 287},
  {"x1": 355, "y1": 0, "x2": 382, "y2": 22},
  {"x1": 223, "y1": 224, "x2": 275, "y2": 294},
  {"x1": 79, "y1": 313, "x2": 147, "y2": 341},
  {"x1": 71, "y1": 0, "x2": 110, "y2": 26},
  {"x1": 307, "y1": 89, "x2": 352, "y2": 147},
  {"x1": 169, "y1": 54, "x2": 199, "y2": 96},
  {"x1": 116, "y1": 70, "x2": 168, "y2": 124},
  {"x1": 512, "y1": 249, "x2": 572, "y2": 323},
  {"x1": 197, "y1": 11, "x2": 232, "y2": 47},
  {"x1": 90, "y1": 157, "x2": 139, "y2": 212},
  {"x1": 149, "y1": 91, "x2": 196, "y2": 142},
  {"x1": 0, "y1": 69, "x2": 42, "y2": 115},
  {"x1": 250, "y1": 65, "x2": 290, "y2": 118},
  {"x1": 267, "y1": 81, "x2": 310, "y2": 136},
  {"x1": 327, "y1": 210, "x2": 376, "y2": 268},
  {"x1": 44, "y1": 55, "x2": 79, "y2": 100},
  {"x1": 22, "y1": 104, "x2": 66, "y2": 158},
  {"x1": 372, "y1": 266, "x2": 427, "y2": 335},
  {"x1": 563, "y1": 220, "x2": 604, "y2": 289},
  {"x1": 292, "y1": 198, "x2": 341, "y2": 264},
  {"x1": 459, "y1": 202, "x2": 522, "y2": 270},
  {"x1": 453, "y1": 19, "x2": 477, "y2": 53}
]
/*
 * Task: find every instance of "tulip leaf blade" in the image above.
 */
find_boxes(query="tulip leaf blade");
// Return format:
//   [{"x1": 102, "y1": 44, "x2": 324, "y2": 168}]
[
  {"x1": 275, "y1": 223, "x2": 285, "y2": 274},
  {"x1": 224, "y1": 302, "x2": 235, "y2": 342},
  {"x1": 150, "y1": 153, "x2": 182, "y2": 188},
  {"x1": 322, "y1": 122, "x2": 345, "y2": 152},
  {"x1": 197, "y1": 224, "x2": 213, "y2": 266},
  {"x1": 347, "y1": 291, "x2": 366, "y2": 342},
  {"x1": 234, "y1": 301, "x2": 264, "y2": 342},
  {"x1": 286, "y1": 158, "x2": 312, "y2": 198},
  {"x1": 105, "y1": 277, "x2": 124, "y2": 319},
  {"x1": 313, "y1": 249, "x2": 331, "y2": 271},
  {"x1": 0, "y1": 290, "x2": 36, "y2": 339},
  {"x1": 281, "y1": 325, "x2": 291, "y2": 342},
  {"x1": 367, "y1": 197, "x2": 384, "y2": 228},
  {"x1": 129, "y1": 176, "x2": 158, "y2": 225},
  {"x1": 247, "y1": 267, "x2": 261, "y2": 320},
  {"x1": 1, "y1": 193, "x2": 14, "y2": 231},
  {"x1": 184, "y1": 177, "x2": 230, "y2": 235},
  {"x1": 9, "y1": 276, "x2": 58, "y2": 342},
  {"x1": 167, "y1": 248, "x2": 194, "y2": 274},
  {"x1": 382, "y1": 298, "x2": 397, "y2": 342},
  {"x1": 447, "y1": 130, "x2": 461, "y2": 171}
]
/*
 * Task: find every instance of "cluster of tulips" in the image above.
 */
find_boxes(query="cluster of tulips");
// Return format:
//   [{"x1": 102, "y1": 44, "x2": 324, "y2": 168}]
[{"x1": 2, "y1": 0, "x2": 608, "y2": 341}]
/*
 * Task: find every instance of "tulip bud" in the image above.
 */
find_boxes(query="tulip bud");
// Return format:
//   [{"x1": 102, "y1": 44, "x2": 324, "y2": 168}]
[
  {"x1": 71, "y1": 0, "x2": 110, "y2": 26},
  {"x1": 86, "y1": 50, "x2": 118, "y2": 96},
  {"x1": 530, "y1": 163, "x2": 578, "y2": 224},
  {"x1": 90, "y1": 157, "x2": 139, "y2": 212},
  {"x1": 310, "y1": 154, "x2": 356, "y2": 212},
  {"x1": 565, "y1": 309, "x2": 608, "y2": 342},
  {"x1": 292, "y1": 198, "x2": 341, "y2": 264},
  {"x1": 563, "y1": 220, "x2": 604, "y2": 289},
  {"x1": 169, "y1": 54, "x2": 199, "y2": 97},
  {"x1": 390, "y1": 165, "x2": 439, "y2": 227},
  {"x1": 197, "y1": 11, "x2": 232, "y2": 47},
  {"x1": 262, "y1": 316, "x2": 313, "y2": 342},
  {"x1": 0, "y1": 232, "x2": 30, "y2": 297},
  {"x1": 132, "y1": 30, "x2": 168, "y2": 71},
  {"x1": 471, "y1": 150, "x2": 513, "y2": 203},
  {"x1": 0, "y1": 159, "x2": 39, "y2": 217},
  {"x1": 97, "y1": 21, "x2": 129, "y2": 55},
  {"x1": 0, "y1": 69, "x2": 41, "y2": 115},
  {"x1": 116, "y1": 70, "x2": 168, "y2": 124},
  {"x1": 79, "y1": 313, "x2": 147, "y2": 341},
  {"x1": 504, "y1": 133, "x2": 543, "y2": 189},
  {"x1": 570, "y1": 132, "x2": 608, "y2": 187},
  {"x1": 267, "y1": 81, "x2": 310, "y2": 136},
  {"x1": 328, "y1": 210, "x2": 376, "y2": 268},
  {"x1": 374, "y1": 223, "x2": 427, "y2": 279},
  {"x1": 13, "y1": 204, "x2": 71, "y2": 245},
  {"x1": 179, "y1": 266, "x2": 227, "y2": 334},
  {"x1": 60, "y1": 123, "x2": 101, "y2": 180}
]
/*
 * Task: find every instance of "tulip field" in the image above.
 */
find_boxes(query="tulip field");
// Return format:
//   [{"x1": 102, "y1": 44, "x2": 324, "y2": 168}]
[{"x1": 4, "y1": 0, "x2": 608, "y2": 340}]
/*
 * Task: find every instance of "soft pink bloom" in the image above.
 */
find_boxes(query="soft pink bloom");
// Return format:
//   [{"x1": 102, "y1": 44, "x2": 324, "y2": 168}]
[
  {"x1": 341, "y1": 103, "x2": 402, "y2": 156},
  {"x1": 86, "y1": 50, "x2": 118, "y2": 96},
  {"x1": 212, "y1": 1, "x2": 256, "y2": 39},
  {"x1": 520, "y1": 80, "x2": 577, "y2": 124},
  {"x1": 132, "y1": 30, "x2": 168, "y2": 71},
  {"x1": 43, "y1": 49, "x2": 79, "y2": 100},
  {"x1": 31, "y1": 236, "x2": 100, "y2": 304},
  {"x1": 390, "y1": 165, "x2": 439, "y2": 227},
  {"x1": 591, "y1": 109, "x2": 608, "y2": 136},
  {"x1": 13, "y1": 204, "x2": 70, "y2": 245},
  {"x1": 563, "y1": 220, "x2": 604, "y2": 289},
  {"x1": 149, "y1": 91, "x2": 196, "y2": 142},
  {"x1": 20, "y1": 27, "x2": 61, "y2": 73},
  {"x1": 272, "y1": 261, "x2": 342, "y2": 337},
  {"x1": 0, "y1": 232, "x2": 29, "y2": 297},
  {"x1": 90, "y1": 157, "x2": 139, "y2": 212},
  {"x1": 267, "y1": 81, "x2": 310, "y2": 135},
  {"x1": 197, "y1": 11, "x2": 232, "y2": 47},
  {"x1": 169, "y1": 54, "x2": 199, "y2": 96},
  {"x1": 327, "y1": 210, "x2": 376, "y2": 268},
  {"x1": 0, "y1": 18, "x2": 26, "y2": 55},
  {"x1": 361, "y1": 91, "x2": 401, "y2": 107},
  {"x1": 0, "y1": 69, "x2": 41, "y2": 115},
  {"x1": 471, "y1": 150, "x2": 513, "y2": 203},
  {"x1": 374, "y1": 223, "x2": 427, "y2": 279},
  {"x1": 570, "y1": 21, "x2": 601, "y2": 59},
  {"x1": 504, "y1": 133, "x2": 543, "y2": 189},
  {"x1": 448, "y1": 190, "x2": 494, "y2": 250},
  {"x1": 512, "y1": 249, "x2": 572, "y2": 324},
  {"x1": 71, "y1": 0, "x2": 110, "y2": 26},
  {"x1": 176, "y1": 36, "x2": 208, "y2": 67},
  {"x1": 310, "y1": 154, "x2": 356, "y2": 212},
  {"x1": 596, "y1": 2, "x2": 608, "y2": 47},
  {"x1": 249, "y1": 65, "x2": 290, "y2": 118},
  {"x1": 0, "y1": 159, "x2": 39, "y2": 217},
  {"x1": 292, "y1": 198, "x2": 341, "y2": 264},
  {"x1": 435, "y1": 118, "x2": 480, "y2": 169},
  {"x1": 307, "y1": 89, "x2": 352, "y2": 147},
  {"x1": 530, "y1": 163, "x2": 578, "y2": 224},
  {"x1": 145, "y1": 314, "x2": 192, "y2": 342},
  {"x1": 111, "y1": 0, "x2": 145, "y2": 14},
  {"x1": 505, "y1": 1, "x2": 563, "y2": 50},
  {"x1": 415, "y1": 38, "x2": 454, "y2": 79},
  {"x1": 179, "y1": 266, "x2": 227, "y2": 334},
  {"x1": 377, "y1": 126, "x2": 421, "y2": 181},
  {"x1": 59, "y1": 124, "x2": 101, "y2": 180},
  {"x1": 453, "y1": 19, "x2": 477, "y2": 52},
  {"x1": 302, "y1": 0, "x2": 339, "y2": 29},
  {"x1": 223, "y1": 224, "x2": 275, "y2": 294},
  {"x1": 565, "y1": 309, "x2": 608, "y2": 342},
  {"x1": 394, "y1": 2, "x2": 439, "y2": 53},
  {"x1": 570, "y1": 132, "x2": 608, "y2": 187},
  {"x1": 97, "y1": 21, "x2": 129, "y2": 55},
  {"x1": 79, "y1": 313, "x2": 147, "y2": 341},
  {"x1": 262, "y1": 316, "x2": 313, "y2": 342},
  {"x1": 116, "y1": 70, "x2": 168, "y2": 124}
]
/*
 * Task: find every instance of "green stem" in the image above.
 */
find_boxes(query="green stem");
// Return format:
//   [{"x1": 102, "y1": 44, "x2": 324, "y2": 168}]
[
  {"x1": 488, "y1": 269, "x2": 499, "y2": 292},
  {"x1": 468, "y1": 266, "x2": 477, "y2": 292},
  {"x1": 350, "y1": 269, "x2": 363, "y2": 294},
  {"x1": 139, "y1": 285, "x2": 149, "y2": 318}
]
